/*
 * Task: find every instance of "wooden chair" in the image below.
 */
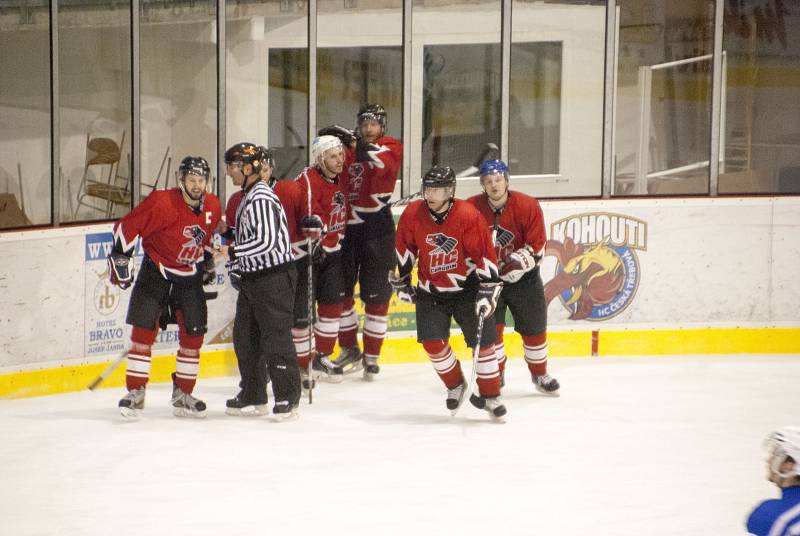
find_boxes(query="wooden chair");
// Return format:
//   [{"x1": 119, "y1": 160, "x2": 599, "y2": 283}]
[{"x1": 74, "y1": 132, "x2": 131, "y2": 220}]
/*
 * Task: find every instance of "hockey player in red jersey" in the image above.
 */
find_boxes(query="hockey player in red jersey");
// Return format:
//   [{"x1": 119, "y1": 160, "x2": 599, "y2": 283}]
[
  {"x1": 391, "y1": 166, "x2": 506, "y2": 420},
  {"x1": 107, "y1": 156, "x2": 222, "y2": 418},
  {"x1": 320, "y1": 104, "x2": 402, "y2": 380},
  {"x1": 291, "y1": 135, "x2": 349, "y2": 388},
  {"x1": 467, "y1": 159, "x2": 559, "y2": 395}
]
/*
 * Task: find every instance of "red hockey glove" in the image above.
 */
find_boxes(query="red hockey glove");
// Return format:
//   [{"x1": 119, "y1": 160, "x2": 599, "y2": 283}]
[
  {"x1": 475, "y1": 281, "x2": 502, "y2": 318},
  {"x1": 499, "y1": 246, "x2": 539, "y2": 284},
  {"x1": 107, "y1": 251, "x2": 134, "y2": 289}
]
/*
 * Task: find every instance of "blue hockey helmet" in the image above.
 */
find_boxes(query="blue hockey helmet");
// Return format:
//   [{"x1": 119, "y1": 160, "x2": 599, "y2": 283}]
[{"x1": 479, "y1": 159, "x2": 509, "y2": 179}]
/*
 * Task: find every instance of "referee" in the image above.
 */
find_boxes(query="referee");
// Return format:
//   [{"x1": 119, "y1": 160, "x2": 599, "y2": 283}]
[{"x1": 220, "y1": 142, "x2": 301, "y2": 419}]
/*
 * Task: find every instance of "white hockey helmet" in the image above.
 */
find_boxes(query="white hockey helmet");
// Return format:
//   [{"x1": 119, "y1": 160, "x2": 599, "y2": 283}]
[
  {"x1": 766, "y1": 426, "x2": 800, "y2": 485},
  {"x1": 311, "y1": 135, "x2": 343, "y2": 164}
]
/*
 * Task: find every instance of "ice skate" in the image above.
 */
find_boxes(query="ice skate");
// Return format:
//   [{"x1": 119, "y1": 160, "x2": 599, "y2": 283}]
[
  {"x1": 118, "y1": 388, "x2": 145, "y2": 419},
  {"x1": 362, "y1": 356, "x2": 380, "y2": 381},
  {"x1": 225, "y1": 390, "x2": 269, "y2": 416},
  {"x1": 334, "y1": 345, "x2": 364, "y2": 375},
  {"x1": 533, "y1": 373, "x2": 560, "y2": 396},
  {"x1": 311, "y1": 354, "x2": 344, "y2": 383},
  {"x1": 171, "y1": 374, "x2": 207, "y2": 418},
  {"x1": 446, "y1": 382, "x2": 466, "y2": 415},
  {"x1": 272, "y1": 401, "x2": 299, "y2": 422},
  {"x1": 469, "y1": 394, "x2": 507, "y2": 422}
]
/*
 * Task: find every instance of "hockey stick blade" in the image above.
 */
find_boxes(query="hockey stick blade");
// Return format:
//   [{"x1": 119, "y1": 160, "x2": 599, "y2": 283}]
[
  {"x1": 451, "y1": 312, "x2": 485, "y2": 417},
  {"x1": 87, "y1": 350, "x2": 127, "y2": 391}
]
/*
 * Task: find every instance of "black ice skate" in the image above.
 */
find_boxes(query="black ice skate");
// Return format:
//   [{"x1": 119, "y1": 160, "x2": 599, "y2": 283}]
[
  {"x1": 533, "y1": 373, "x2": 560, "y2": 396},
  {"x1": 118, "y1": 388, "x2": 146, "y2": 419},
  {"x1": 225, "y1": 390, "x2": 269, "y2": 416},
  {"x1": 469, "y1": 394, "x2": 507, "y2": 422},
  {"x1": 334, "y1": 345, "x2": 364, "y2": 375},
  {"x1": 311, "y1": 354, "x2": 344, "y2": 383},
  {"x1": 272, "y1": 400, "x2": 299, "y2": 422},
  {"x1": 446, "y1": 382, "x2": 466, "y2": 415},
  {"x1": 362, "y1": 356, "x2": 380, "y2": 382},
  {"x1": 171, "y1": 373, "x2": 207, "y2": 418}
]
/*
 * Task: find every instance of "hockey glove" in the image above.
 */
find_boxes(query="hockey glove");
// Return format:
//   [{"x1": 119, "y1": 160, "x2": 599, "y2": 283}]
[
  {"x1": 107, "y1": 251, "x2": 134, "y2": 289},
  {"x1": 389, "y1": 272, "x2": 416, "y2": 304},
  {"x1": 226, "y1": 260, "x2": 242, "y2": 292},
  {"x1": 355, "y1": 139, "x2": 385, "y2": 168},
  {"x1": 475, "y1": 281, "x2": 502, "y2": 318},
  {"x1": 301, "y1": 215, "x2": 326, "y2": 241},
  {"x1": 318, "y1": 124, "x2": 357, "y2": 147},
  {"x1": 201, "y1": 250, "x2": 216, "y2": 286},
  {"x1": 499, "y1": 246, "x2": 539, "y2": 284},
  {"x1": 310, "y1": 243, "x2": 327, "y2": 266}
]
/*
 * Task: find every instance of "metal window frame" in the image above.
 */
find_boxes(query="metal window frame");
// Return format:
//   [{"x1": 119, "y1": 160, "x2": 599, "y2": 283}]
[{"x1": 51, "y1": 0, "x2": 59, "y2": 225}]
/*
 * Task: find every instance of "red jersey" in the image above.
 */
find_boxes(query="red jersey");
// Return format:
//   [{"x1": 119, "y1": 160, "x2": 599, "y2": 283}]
[
  {"x1": 272, "y1": 179, "x2": 308, "y2": 259},
  {"x1": 467, "y1": 191, "x2": 546, "y2": 263},
  {"x1": 340, "y1": 136, "x2": 402, "y2": 235},
  {"x1": 294, "y1": 166, "x2": 348, "y2": 254},
  {"x1": 225, "y1": 190, "x2": 243, "y2": 231},
  {"x1": 113, "y1": 188, "x2": 222, "y2": 278},
  {"x1": 395, "y1": 199, "x2": 498, "y2": 294}
]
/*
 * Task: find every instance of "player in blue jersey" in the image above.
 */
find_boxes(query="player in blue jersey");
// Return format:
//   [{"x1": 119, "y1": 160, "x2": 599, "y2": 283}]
[{"x1": 747, "y1": 426, "x2": 800, "y2": 535}]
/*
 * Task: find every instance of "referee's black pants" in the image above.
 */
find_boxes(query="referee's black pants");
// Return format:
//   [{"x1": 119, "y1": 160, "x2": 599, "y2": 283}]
[{"x1": 233, "y1": 263, "x2": 301, "y2": 407}]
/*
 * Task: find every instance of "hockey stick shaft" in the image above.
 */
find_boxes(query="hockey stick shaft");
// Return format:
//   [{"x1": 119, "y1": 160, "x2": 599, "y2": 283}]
[
  {"x1": 304, "y1": 173, "x2": 315, "y2": 404},
  {"x1": 87, "y1": 349, "x2": 127, "y2": 391}
]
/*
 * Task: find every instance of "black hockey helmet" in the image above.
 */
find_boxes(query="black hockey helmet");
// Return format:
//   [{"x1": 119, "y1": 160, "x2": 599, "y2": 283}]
[
  {"x1": 178, "y1": 156, "x2": 210, "y2": 180},
  {"x1": 256, "y1": 146, "x2": 276, "y2": 170},
  {"x1": 422, "y1": 165, "x2": 456, "y2": 189},
  {"x1": 224, "y1": 142, "x2": 262, "y2": 172},
  {"x1": 357, "y1": 103, "x2": 387, "y2": 127}
]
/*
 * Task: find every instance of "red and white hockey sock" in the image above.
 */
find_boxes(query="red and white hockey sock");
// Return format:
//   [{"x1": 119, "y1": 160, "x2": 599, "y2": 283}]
[
  {"x1": 337, "y1": 298, "x2": 359, "y2": 349},
  {"x1": 175, "y1": 333, "x2": 203, "y2": 395},
  {"x1": 523, "y1": 332, "x2": 548, "y2": 376},
  {"x1": 422, "y1": 339, "x2": 464, "y2": 389},
  {"x1": 314, "y1": 302, "x2": 343, "y2": 356},
  {"x1": 475, "y1": 344, "x2": 501, "y2": 398},
  {"x1": 293, "y1": 327, "x2": 312, "y2": 369},
  {"x1": 126, "y1": 326, "x2": 157, "y2": 391},
  {"x1": 362, "y1": 302, "x2": 389, "y2": 361},
  {"x1": 495, "y1": 323, "x2": 507, "y2": 374}
]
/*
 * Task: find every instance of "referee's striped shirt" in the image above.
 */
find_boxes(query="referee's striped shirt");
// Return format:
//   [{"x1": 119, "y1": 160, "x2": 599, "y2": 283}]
[{"x1": 232, "y1": 181, "x2": 294, "y2": 272}]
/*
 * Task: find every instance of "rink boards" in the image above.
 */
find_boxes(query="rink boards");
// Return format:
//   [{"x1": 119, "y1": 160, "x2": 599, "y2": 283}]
[{"x1": 1, "y1": 196, "x2": 799, "y2": 397}]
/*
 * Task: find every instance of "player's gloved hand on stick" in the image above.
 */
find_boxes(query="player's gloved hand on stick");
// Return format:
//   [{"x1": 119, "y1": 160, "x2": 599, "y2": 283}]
[
  {"x1": 389, "y1": 272, "x2": 416, "y2": 304},
  {"x1": 107, "y1": 251, "x2": 134, "y2": 289},
  {"x1": 499, "y1": 246, "x2": 539, "y2": 284},
  {"x1": 201, "y1": 250, "x2": 216, "y2": 286},
  {"x1": 300, "y1": 215, "x2": 325, "y2": 241},
  {"x1": 318, "y1": 124, "x2": 357, "y2": 147},
  {"x1": 475, "y1": 281, "x2": 502, "y2": 318}
]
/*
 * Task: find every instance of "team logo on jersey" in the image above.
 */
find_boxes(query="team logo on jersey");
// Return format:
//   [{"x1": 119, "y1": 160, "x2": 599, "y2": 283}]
[
  {"x1": 347, "y1": 163, "x2": 365, "y2": 202},
  {"x1": 329, "y1": 191, "x2": 348, "y2": 233},
  {"x1": 543, "y1": 212, "x2": 647, "y2": 321},
  {"x1": 178, "y1": 224, "x2": 207, "y2": 264},
  {"x1": 494, "y1": 226, "x2": 515, "y2": 260},
  {"x1": 426, "y1": 233, "x2": 459, "y2": 273}
]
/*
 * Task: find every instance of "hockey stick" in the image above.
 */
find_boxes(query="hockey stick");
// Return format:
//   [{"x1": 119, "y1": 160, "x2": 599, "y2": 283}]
[
  {"x1": 388, "y1": 191, "x2": 422, "y2": 208},
  {"x1": 455, "y1": 142, "x2": 499, "y2": 178},
  {"x1": 304, "y1": 173, "x2": 315, "y2": 405},
  {"x1": 451, "y1": 311, "x2": 485, "y2": 417},
  {"x1": 87, "y1": 349, "x2": 127, "y2": 391}
]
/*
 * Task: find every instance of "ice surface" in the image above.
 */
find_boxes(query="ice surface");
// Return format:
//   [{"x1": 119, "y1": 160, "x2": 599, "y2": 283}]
[{"x1": 1, "y1": 354, "x2": 798, "y2": 536}]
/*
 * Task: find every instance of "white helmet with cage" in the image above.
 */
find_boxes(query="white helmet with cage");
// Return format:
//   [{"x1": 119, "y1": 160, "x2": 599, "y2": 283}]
[
  {"x1": 765, "y1": 426, "x2": 800, "y2": 486},
  {"x1": 311, "y1": 135, "x2": 343, "y2": 164}
]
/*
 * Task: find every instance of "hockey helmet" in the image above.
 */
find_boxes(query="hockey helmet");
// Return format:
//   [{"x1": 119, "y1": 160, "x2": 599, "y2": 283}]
[
  {"x1": 422, "y1": 165, "x2": 456, "y2": 189},
  {"x1": 766, "y1": 426, "x2": 800, "y2": 484},
  {"x1": 256, "y1": 146, "x2": 276, "y2": 170},
  {"x1": 357, "y1": 103, "x2": 387, "y2": 127},
  {"x1": 479, "y1": 159, "x2": 509, "y2": 179},
  {"x1": 178, "y1": 156, "x2": 210, "y2": 181},
  {"x1": 224, "y1": 142, "x2": 262, "y2": 172},
  {"x1": 311, "y1": 135, "x2": 344, "y2": 163}
]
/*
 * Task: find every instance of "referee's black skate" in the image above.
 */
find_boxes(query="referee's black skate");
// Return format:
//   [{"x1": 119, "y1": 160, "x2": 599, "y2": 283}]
[
  {"x1": 469, "y1": 394, "x2": 507, "y2": 422},
  {"x1": 118, "y1": 388, "x2": 146, "y2": 419},
  {"x1": 225, "y1": 390, "x2": 269, "y2": 416},
  {"x1": 272, "y1": 400, "x2": 299, "y2": 422},
  {"x1": 311, "y1": 354, "x2": 344, "y2": 383}
]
